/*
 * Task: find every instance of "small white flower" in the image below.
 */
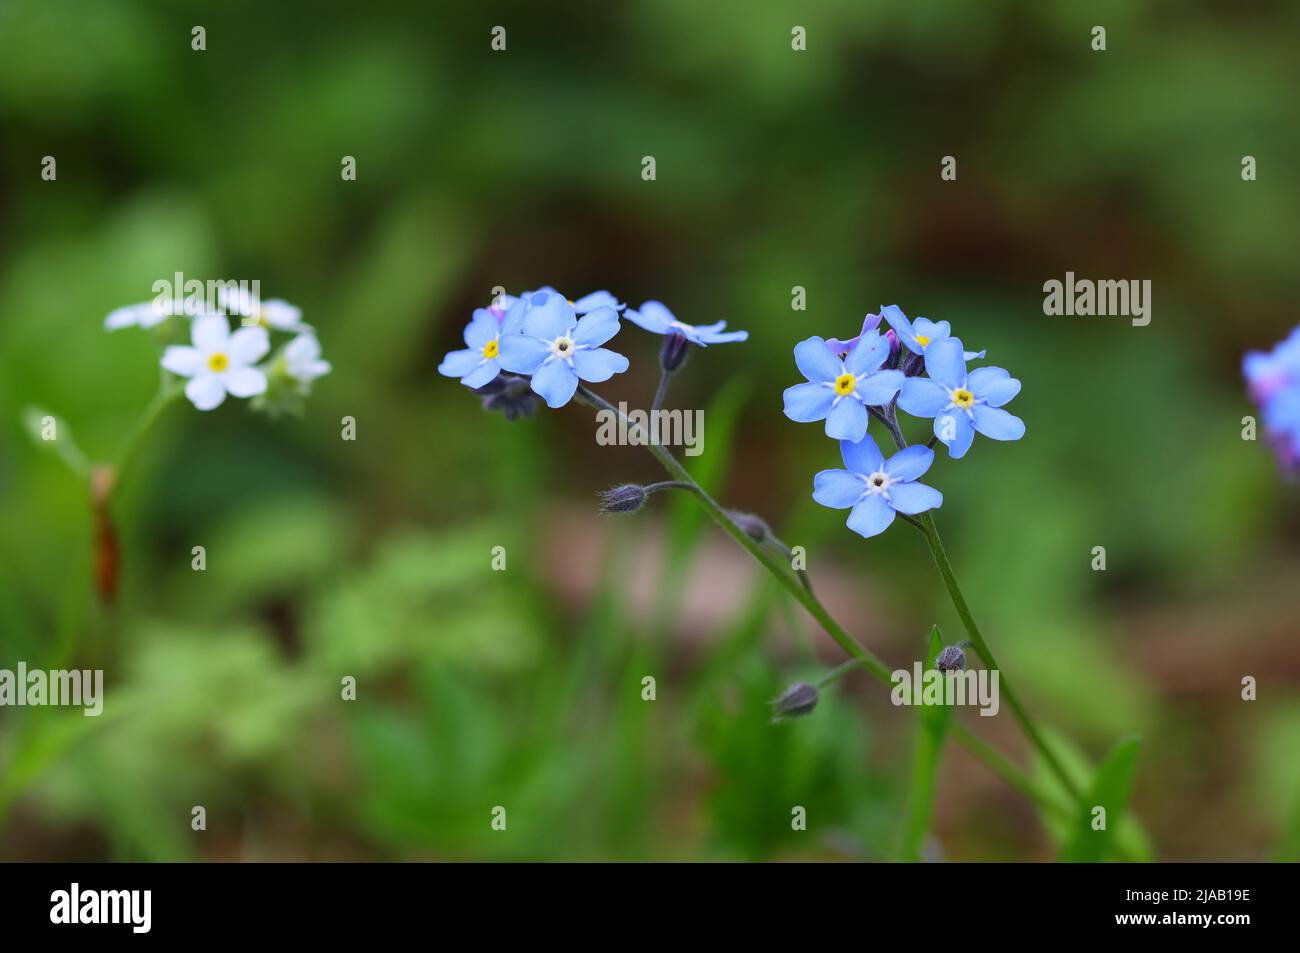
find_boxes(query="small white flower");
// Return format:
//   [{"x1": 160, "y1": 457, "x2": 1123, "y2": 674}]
[
  {"x1": 218, "y1": 287, "x2": 307, "y2": 332},
  {"x1": 284, "y1": 333, "x2": 332, "y2": 384},
  {"x1": 161, "y1": 314, "x2": 270, "y2": 411},
  {"x1": 104, "y1": 299, "x2": 183, "y2": 331}
]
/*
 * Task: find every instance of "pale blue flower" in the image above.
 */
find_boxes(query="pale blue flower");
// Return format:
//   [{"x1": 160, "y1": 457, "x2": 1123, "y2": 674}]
[
  {"x1": 881, "y1": 304, "x2": 985, "y2": 361},
  {"x1": 813, "y1": 435, "x2": 942, "y2": 538},
  {"x1": 897, "y1": 338, "x2": 1024, "y2": 458},
  {"x1": 497, "y1": 294, "x2": 629, "y2": 408},
  {"x1": 783, "y1": 333, "x2": 905, "y2": 442},
  {"x1": 623, "y1": 301, "x2": 748, "y2": 346}
]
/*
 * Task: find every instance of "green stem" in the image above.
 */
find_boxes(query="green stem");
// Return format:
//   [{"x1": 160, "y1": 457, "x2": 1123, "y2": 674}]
[
  {"x1": 914, "y1": 512, "x2": 1081, "y2": 800},
  {"x1": 575, "y1": 384, "x2": 1071, "y2": 820},
  {"x1": 113, "y1": 378, "x2": 180, "y2": 483}
]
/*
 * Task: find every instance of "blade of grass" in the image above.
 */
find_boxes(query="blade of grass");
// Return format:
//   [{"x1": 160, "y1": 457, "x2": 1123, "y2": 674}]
[{"x1": 896, "y1": 627, "x2": 952, "y2": 861}]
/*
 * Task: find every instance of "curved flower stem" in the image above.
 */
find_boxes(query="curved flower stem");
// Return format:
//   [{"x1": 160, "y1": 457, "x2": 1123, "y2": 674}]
[
  {"x1": 878, "y1": 404, "x2": 1082, "y2": 802},
  {"x1": 574, "y1": 384, "x2": 1072, "y2": 819},
  {"x1": 650, "y1": 368, "x2": 672, "y2": 413},
  {"x1": 113, "y1": 376, "x2": 181, "y2": 484},
  {"x1": 914, "y1": 512, "x2": 1081, "y2": 800}
]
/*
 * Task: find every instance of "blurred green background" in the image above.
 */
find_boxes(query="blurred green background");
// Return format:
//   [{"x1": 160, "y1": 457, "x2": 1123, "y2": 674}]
[{"x1": 2, "y1": 0, "x2": 1298, "y2": 861}]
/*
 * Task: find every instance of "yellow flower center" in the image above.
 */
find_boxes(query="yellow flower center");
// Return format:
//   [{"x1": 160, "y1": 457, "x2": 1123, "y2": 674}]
[
  {"x1": 951, "y1": 387, "x2": 974, "y2": 409},
  {"x1": 834, "y1": 373, "x2": 857, "y2": 396},
  {"x1": 207, "y1": 352, "x2": 230, "y2": 372},
  {"x1": 482, "y1": 338, "x2": 499, "y2": 359},
  {"x1": 915, "y1": 334, "x2": 931, "y2": 347}
]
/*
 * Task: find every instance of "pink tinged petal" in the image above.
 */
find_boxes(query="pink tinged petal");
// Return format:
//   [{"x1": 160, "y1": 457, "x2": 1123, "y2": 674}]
[
  {"x1": 185, "y1": 374, "x2": 227, "y2": 410},
  {"x1": 459, "y1": 360, "x2": 500, "y2": 389},
  {"x1": 813, "y1": 469, "x2": 866, "y2": 509},
  {"x1": 227, "y1": 326, "x2": 270, "y2": 365},
  {"x1": 844, "y1": 333, "x2": 889, "y2": 375},
  {"x1": 840, "y1": 434, "x2": 885, "y2": 474},
  {"x1": 967, "y1": 366, "x2": 1021, "y2": 407},
  {"x1": 793, "y1": 336, "x2": 841, "y2": 383},
  {"x1": 571, "y1": 347, "x2": 629, "y2": 382},
  {"x1": 161, "y1": 346, "x2": 204, "y2": 377},
  {"x1": 855, "y1": 368, "x2": 904, "y2": 406},
  {"x1": 530, "y1": 357, "x2": 579, "y2": 408},
  {"x1": 522, "y1": 295, "x2": 576, "y2": 340},
  {"x1": 923, "y1": 337, "x2": 967, "y2": 389},
  {"x1": 224, "y1": 366, "x2": 267, "y2": 398},
  {"x1": 935, "y1": 410, "x2": 975, "y2": 458},
  {"x1": 883, "y1": 445, "x2": 934, "y2": 481},
  {"x1": 783, "y1": 382, "x2": 835, "y2": 422},
  {"x1": 497, "y1": 334, "x2": 550, "y2": 374},
  {"x1": 971, "y1": 405, "x2": 1026, "y2": 441},
  {"x1": 846, "y1": 494, "x2": 896, "y2": 538},
  {"x1": 898, "y1": 378, "x2": 950, "y2": 417},
  {"x1": 191, "y1": 314, "x2": 231, "y2": 353},
  {"x1": 439, "y1": 348, "x2": 482, "y2": 378},
  {"x1": 825, "y1": 396, "x2": 868, "y2": 441},
  {"x1": 572, "y1": 307, "x2": 621, "y2": 347},
  {"x1": 888, "y1": 481, "x2": 943, "y2": 515}
]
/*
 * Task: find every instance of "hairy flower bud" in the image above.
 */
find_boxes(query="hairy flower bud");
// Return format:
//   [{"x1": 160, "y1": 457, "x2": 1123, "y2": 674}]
[
  {"x1": 598, "y1": 483, "x2": 649, "y2": 514},
  {"x1": 728, "y1": 510, "x2": 771, "y2": 543},
  {"x1": 660, "y1": 332, "x2": 691, "y2": 373},
  {"x1": 772, "y1": 682, "x2": 819, "y2": 720},
  {"x1": 935, "y1": 644, "x2": 966, "y2": 673}
]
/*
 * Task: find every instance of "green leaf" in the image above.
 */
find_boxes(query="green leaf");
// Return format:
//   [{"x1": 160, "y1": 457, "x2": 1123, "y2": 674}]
[{"x1": 1060, "y1": 735, "x2": 1142, "y2": 862}]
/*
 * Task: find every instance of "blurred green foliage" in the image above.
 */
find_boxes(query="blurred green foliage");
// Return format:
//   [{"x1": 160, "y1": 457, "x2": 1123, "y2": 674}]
[{"x1": 1, "y1": 0, "x2": 1298, "y2": 860}]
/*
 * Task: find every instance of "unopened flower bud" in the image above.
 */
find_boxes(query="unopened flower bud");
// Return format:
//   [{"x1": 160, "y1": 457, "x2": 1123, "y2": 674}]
[
  {"x1": 884, "y1": 328, "x2": 903, "y2": 367},
  {"x1": 660, "y1": 332, "x2": 691, "y2": 373},
  {"x1": 772, "y1": 682, "x2": 819, "y2": 720},
  {"x1": 729, "y1": 510, "x2": 771, "y2": 543},
  {"x1": 598, "y1": 483, "x2": 648, "y2": 514},
  {"x1": 936, "y1": 645, "x2": 966, "y2": 673}
]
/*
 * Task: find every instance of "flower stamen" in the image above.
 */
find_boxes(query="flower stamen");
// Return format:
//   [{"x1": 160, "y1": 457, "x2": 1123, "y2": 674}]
[
  {"x1": 207, "y1": 352, "x2": 230, "y2": 373},
  {"x1": 834, "y1": 372, "x2": 857, "y2": 396},
  {"x1": 482, "y1": 338, "x2": 499, "y2": 360},
  {"x1": 951, "y1": 387, "x2": 974, "y2": 409}
]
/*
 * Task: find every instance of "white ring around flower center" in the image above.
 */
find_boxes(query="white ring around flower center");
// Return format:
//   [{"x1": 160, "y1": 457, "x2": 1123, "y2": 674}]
[
  {"x1": 863, "y1": 470, "x2": 891, "y2": 496},
  {"x1": 550, "y1": 335, "x2": 577, "y2": 361}
]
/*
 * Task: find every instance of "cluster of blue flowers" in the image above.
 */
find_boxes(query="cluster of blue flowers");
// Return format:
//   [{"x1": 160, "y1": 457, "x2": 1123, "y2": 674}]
[
  {"x1": 1244, "y1": 325, "x2": 1300, "y2": 473},
  {"x1": 785, "y1": 305, "x2": 1025, "y2": 538},
  {"x1": 438, "y1": 286, "x2": 747, "y2": 410},
  {"x1": 441, "y1": 293, "x2": 1024, "y2": 541}
]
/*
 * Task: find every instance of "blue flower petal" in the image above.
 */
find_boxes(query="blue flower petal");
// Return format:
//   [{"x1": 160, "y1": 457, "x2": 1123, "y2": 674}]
[
  {"x1": 935, "y1": 410, "x2": 975, "y2": 458},
  {"x1": 825, "y1": 397, "x2": 869, "y2": 441},
  {"x1": 841, "y1": 434, "x2": 885, "y2": 474},
  {"x1": 898, "y1": 377, "x2": 950, "y2": 417},
  {"x1": 530, "y1": 358, "x2": 580, "y2": 408},
  {"x1": 888, "y1": 481, "x2": 943, "y2": 515},
  {"x1": 971, "y1": 405, "x2": 1026, "y2": 441},
  {"x1": 460, "y1": 359, "x2": 500, "y2": 389},
  {"x1": 625, "y1": 300, "x2": 675, "y2": 334},
  {"x1": 572, "y1": 290, "x2": 624, "y2": 313},
  {"x1": 438, "y1": 348, "x2": 481, "y2": 378},
  {"x1": 968, "y1": 366, "x2": 1021, "y2": 407},
  {"x1": 844, "y1": 333, "x2": 890, "y2": 375},
  {"x1": 846, "y1": 495, "x2": 896, "y2": 538},
  {"x1": 699, "y1": 329, "x2": 748, "y2": 344},
  {"x1": 881, "y1": 305, "x2": 922, "y2": 354},
  {"x1": 497, "y1": 334, "x2": 550, "y2": 375},
  {"x1": 794, "y1": 336, "x2": 842, "y2": 383},
  {"x1": 883, "y1": 445, "x2": 934, "y2": 481},
  {"x1": 924, "y1": 338, "x2": 967, "y2": 389},
  {"x1": 855, "y1": 368, "x2": 904, "y2": 406},
  {"x1": 573, "y1": 307, "x2": 621, "y2": 347},
  {"x1": 783, "y1": 382, "x2": 835, "y2": 422},
  {"x1": 573, "y1": 347, "x2": 629, "y2": 382},
  {"x1": 464, "y1": 312, "x2": 499, "y2": 350},
  {"x1": 813, "y1": 469, "x2": 865, "y2": 509},
  {"x1": 522, "y1": 296, "x2": 576, "y2": 340}
]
